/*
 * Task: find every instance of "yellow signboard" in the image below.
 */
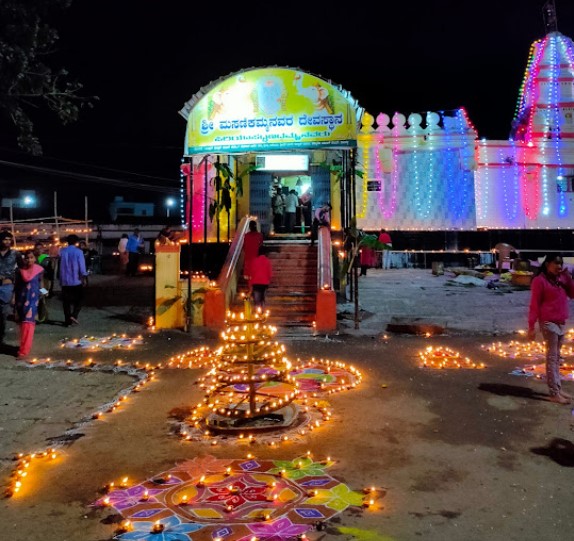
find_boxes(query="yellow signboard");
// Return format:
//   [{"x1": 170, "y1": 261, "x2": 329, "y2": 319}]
[{"x1": 184, "y1": 68, "x2": 358, "y2": 154}]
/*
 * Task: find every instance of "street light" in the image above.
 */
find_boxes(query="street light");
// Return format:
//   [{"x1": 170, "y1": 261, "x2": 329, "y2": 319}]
[{"x1": 165, "y1": 197, "x2": 176, "y2": 218}]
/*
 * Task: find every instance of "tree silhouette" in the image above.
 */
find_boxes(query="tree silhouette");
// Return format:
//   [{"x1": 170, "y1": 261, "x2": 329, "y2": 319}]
[{"x1": 0, "y1": 0, "x2": 97, "y2": 154}]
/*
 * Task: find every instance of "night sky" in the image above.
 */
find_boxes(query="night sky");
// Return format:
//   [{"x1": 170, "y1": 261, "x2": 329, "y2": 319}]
[{"x1": 2, "y1": 0, "x2": 574, "y2": 219}]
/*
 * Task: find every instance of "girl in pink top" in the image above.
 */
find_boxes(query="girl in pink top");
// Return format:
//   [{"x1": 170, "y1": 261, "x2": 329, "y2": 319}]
[
  {"x1": 528, "y1": 253, "x2": 574, "y2": 404},
  {"x1": 14, "y1": 250, "x2": 44, "y2": 360}
]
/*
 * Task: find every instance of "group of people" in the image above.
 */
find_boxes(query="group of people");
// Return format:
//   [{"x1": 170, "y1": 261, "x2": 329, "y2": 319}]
[
  {"x1": 117, "y1": 228, "x2": 145, "y2": 276},
  {"x1": 272, "y1": 186, "x2": 313, "y2": 234},
  {"x1": 0, "y1": 231, "x2": 89, "y2": 360}
]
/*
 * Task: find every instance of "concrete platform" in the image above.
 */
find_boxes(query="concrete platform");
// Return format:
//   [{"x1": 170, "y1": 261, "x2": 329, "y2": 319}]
[{"x1": 338, "y1": 268, "x2": 531, "y2": 337}]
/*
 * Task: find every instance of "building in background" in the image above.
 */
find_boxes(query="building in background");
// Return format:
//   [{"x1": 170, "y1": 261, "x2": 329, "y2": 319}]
[{"x1": 108, "y1": 196, "x2": 155, "y2": 222}]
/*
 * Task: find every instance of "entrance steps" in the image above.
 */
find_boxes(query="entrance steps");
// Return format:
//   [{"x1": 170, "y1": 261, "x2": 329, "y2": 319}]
[{"x1": 233, "y1": 241, "x2": 317, "y2": 327}]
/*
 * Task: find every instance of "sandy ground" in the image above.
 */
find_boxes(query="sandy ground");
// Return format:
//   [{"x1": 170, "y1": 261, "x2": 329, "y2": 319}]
[{"x1": 0, "y1": 270, "x2": 573, "y2": 541}]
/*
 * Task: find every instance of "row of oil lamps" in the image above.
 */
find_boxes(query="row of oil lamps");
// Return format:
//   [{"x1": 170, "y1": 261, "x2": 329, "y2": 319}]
[{"x1": 419, "y1": 346, "x2": 486, "y2": 369}]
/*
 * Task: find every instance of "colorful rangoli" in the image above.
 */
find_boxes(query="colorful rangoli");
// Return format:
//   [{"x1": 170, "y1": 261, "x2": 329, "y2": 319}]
[
  {"x1": 178, "y1": 360, "x2": 361, "y2": 445},
  {"x1": 92, "y1": 455, "x2": 375, "y2": 541}
]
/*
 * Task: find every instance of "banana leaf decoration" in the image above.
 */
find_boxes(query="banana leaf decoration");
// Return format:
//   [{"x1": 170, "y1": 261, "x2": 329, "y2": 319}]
[
  {"x1": 221, "y1": 184, "x2": 232, "y2": 213},
  {"x1": 236, "y1": 163, "x2": 261, "y2": 197},
  {"x1": 340, "y1": 219, "x2": 390, "y2": 277},
  {"x1": 317, "y1": 161, "x2": 363, "y2": 184},
  {"x1": 212, "y1": 162, "x2": 238, "y2": 211},
  {"x1": 156, "y1": 287, "x2": 208, "y2": 322},
  {"x1": 214, "y1": 162, "x2": 233, "y2": 180},
  {"x1": 156, "y1": 296, "x2": 181, "y2": 316},
  {"x1": 184, "y1": 287, "x2": 208, "y2": 316},
  {"x1": 208, "y1": 201, "x2": 217, "y2": 222}
]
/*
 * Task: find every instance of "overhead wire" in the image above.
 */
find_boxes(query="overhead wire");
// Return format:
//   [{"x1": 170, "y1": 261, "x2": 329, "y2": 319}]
[
  {"x1": 0, "y1": 159, "x2": 178, "y2": 194},
  {"x1": 0, "y1": 145, "x2": 177, "y2": 183}
]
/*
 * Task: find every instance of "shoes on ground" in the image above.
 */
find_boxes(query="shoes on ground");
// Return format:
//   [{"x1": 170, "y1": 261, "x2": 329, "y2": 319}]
[
  {"x1": 70, "y1": 317, "x2": 79, "y2": 325},
  {"x1": 549, "y1": 393, "x2": 571, "y2": 404},
  {"x1": 559, "y1": 390, "x2": 572, "y2": 400}
]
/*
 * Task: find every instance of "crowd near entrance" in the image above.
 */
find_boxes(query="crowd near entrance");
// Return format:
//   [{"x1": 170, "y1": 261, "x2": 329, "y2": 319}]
[{"x1": 248, "y1": 163, "x2": 332, "y2": 237}]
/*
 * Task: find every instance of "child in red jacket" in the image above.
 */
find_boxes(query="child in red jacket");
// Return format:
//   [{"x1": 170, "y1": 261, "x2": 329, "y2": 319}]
[{"x1": 250, "y1": 245, "x2": 272, "y2": 310}]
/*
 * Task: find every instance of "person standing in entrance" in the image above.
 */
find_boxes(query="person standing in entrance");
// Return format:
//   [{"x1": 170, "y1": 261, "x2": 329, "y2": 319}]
[
  {"x1": 0, "y1": 231, "x2": 20, "y2": 347},
  {"x1": 14, "y1": 250, "x2": 44, "y2": 359},
  {"x1": 250, "y1": 245, "x2": 272, "y2": 310},
  {"x1": 299, "y1": 189, "x2": 312, "y2": 230},
  {"x1": 272, "y1": 188, "x2": 285, "y2": 234},
  {"x1": 126, "y1": 228, "x2": 144, "y2": 276},
  {"x1": 527, "y1": 253, "x2": 574, "y2": 404},
  {"x1": 59, "y1": 234, "x2": 88, "y2": 326},
  {"x1": 284, "y1": 190, "x2": 299, "y2": 233},
  {"x1": 242, "y1": 220, "x2": 263, "y2": 284}
]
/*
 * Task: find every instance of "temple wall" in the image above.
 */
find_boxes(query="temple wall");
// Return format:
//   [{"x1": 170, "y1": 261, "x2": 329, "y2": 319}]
[
  {"x1": 355, "y1": 110, "x2": 477, "y2": 231},
  {"x1": 355, "y1": 111, "x2": 574, "y2": 231}
]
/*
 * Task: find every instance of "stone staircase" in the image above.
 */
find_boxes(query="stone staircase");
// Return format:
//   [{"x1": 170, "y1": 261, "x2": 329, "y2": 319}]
[{"x1": 234, "y1": 239, "x2": 317, "y2": 327}]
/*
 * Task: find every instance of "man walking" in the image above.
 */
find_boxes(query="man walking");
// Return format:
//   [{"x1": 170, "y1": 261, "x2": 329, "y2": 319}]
[
  {"x1": 59, "y1": 234, "x2": 88, "y2": 326},
  {"x1": 0, "y1": 231, "x2": 20, "y2": 345},
  {"x1": 126, "y1": 228, "x2": 144, "y2": 277}
]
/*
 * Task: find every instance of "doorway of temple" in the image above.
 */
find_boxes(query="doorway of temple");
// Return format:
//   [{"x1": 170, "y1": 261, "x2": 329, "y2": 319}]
[{"x1": 248, "y1": 163, "x2": 331, "y2": 238}]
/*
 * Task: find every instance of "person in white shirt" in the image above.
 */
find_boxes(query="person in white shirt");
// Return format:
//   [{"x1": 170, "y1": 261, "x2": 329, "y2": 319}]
[
  {"x1": 272, "y1": 188, "x2": 285, "y2": 233},
  {"x1": 284, "y1": 190, "x2": 299, "y2": 232},
  {"x1": 117, "y1": 234, "x2": 129, "y2": 273}
]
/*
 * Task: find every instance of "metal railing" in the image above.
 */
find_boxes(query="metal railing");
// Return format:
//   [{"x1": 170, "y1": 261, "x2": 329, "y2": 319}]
[
  {"x1": 216, "y1": 215, "x2": 254, "y2": 310},
  {"x1": 317, "y1": 226, "x2": 333, "y2": 290}
]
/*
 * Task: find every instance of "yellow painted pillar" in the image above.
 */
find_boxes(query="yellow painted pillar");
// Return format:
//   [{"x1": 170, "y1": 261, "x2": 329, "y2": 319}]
[{"x1": 155, "y1": 243, "x2": 183, "y2": 329}]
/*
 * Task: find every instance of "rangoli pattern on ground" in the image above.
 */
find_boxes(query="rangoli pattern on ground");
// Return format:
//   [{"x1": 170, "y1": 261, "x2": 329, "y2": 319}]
[
  {"x1": 92, "y1": 455, "x2": 367, "y2": 541},
  {"x1": 510, "y1": 362, "x2": 574, "y2": 380},
  {"x1": 178, "y1": 360, "x2": 361, "y2": 445}
]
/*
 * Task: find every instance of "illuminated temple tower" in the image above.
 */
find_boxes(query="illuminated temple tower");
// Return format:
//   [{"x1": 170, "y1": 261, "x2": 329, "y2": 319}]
[
  {"x1": 474, "y1": 30, "x2": 574, "y2": 228},
  {"x1": 355, "y1": 28, "x2": 574, "y2": 232}
]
